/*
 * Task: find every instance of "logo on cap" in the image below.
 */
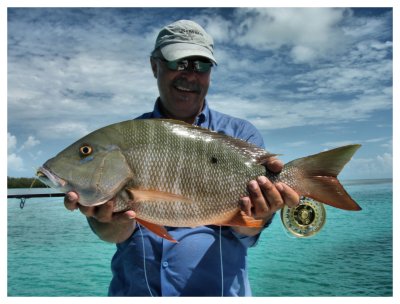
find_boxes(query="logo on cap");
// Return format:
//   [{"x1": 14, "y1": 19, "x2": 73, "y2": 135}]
[{"x1": 178, "y1": 28, "x2": 204, "y2": 39}]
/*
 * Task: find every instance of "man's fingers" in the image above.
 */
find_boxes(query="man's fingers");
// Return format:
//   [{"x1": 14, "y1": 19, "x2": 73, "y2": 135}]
[
  {"x1": 65, "y1": 191, "x2": 136, "y2": 225},
  {"x1": 265, "y1": 157, "x2": 284, "y2": 173},
  {"x1": 247, "y1": 177, "x2": 284, "y2": 217},
  {"x1": 93, "y1": 200, "x2": 115, "y2": 222},
  {"x1": 256, "y1": 176, "x2": 284, "y2": 213},
  {"x1": 64, "y1": 192, "x2": 79, "y2": 211},
  {"x1": 112, "y1": 210, "x2": 137, "y2": 223},
  {"x1": 247, "y1": 179, "x2": 268, "y2": 215},
  {"x1": 239, "y1": 196, "x2": 252, "y2": 216},
  {"x1": 78, "y1": 205, "x2": 96, "y2": 218},
  {"x1": 276, "y1": 182, "x2": 300, "y2": 208}
]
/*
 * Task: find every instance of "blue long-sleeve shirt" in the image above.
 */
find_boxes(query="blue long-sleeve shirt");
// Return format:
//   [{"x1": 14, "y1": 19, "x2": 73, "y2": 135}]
[{"x1": 108, "y1": 99, "x2": 270, "y2": 296}]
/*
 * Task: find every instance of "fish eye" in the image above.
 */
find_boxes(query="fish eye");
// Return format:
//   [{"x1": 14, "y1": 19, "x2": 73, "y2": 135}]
[{"x1": 79, "y1": 144, "x2": 93, "y2": 157}]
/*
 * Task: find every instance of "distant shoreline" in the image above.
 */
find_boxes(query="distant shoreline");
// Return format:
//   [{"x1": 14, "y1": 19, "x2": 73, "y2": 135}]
[
  {"x1": 7, "y1": 177, "x2": 46, "y2": 188},
  {"x1": 342, "y1": 178, "x2": 393, "y2": 186}
]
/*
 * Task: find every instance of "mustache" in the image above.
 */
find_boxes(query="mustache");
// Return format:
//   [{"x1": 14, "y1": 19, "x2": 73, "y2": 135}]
[{"x1": 172, "y1": 78, "x2": 201, "y2": 93}]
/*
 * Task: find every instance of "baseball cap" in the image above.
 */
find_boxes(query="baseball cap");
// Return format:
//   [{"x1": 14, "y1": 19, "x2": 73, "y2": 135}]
[{"x1": 153, "y1": 20, "x2": 217, "y2": 65}]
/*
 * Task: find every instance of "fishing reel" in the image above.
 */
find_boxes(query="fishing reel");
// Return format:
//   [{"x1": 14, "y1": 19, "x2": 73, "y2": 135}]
[{"x1": 280, "y1": 196, "x2": 326, "y2": 237}]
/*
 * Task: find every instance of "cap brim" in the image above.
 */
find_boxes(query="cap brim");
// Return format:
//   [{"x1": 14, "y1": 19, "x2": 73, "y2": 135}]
[{"x1": 161, "y1": 43, "x2": 217, "y2": 65}]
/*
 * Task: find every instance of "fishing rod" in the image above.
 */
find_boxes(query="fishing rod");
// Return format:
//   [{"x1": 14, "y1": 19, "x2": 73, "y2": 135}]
[{"x1": 7, "y1": 192, "x2": 65, "y2": 209}]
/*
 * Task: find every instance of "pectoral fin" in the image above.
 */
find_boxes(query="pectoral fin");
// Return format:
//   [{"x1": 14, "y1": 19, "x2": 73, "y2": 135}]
[
  {"x1": 127, "y1": 188, "x2": 192, "y2": 204},
  {"x1": 136, "y1": 218, "x2": 178, "y2": 243}
]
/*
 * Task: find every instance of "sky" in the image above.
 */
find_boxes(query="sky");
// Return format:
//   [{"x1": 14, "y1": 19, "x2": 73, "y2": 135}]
[{"x1": 6, "y1": 6, "x2": 393, "y2": 180}]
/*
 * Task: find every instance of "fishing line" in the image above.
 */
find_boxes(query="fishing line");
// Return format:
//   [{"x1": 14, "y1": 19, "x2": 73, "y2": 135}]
[
  {"x1": 31, "y1": 167, "x2": 46, "y2": 189},
  {"x1": 219, "y1": 226, "x2": 224, "y2": 297},
  {"x1": 29, "y1": 178, "x2": 37, "y2": 189},
  {"x1": 137, "y1": 223, "x2": 154, "y2": 297}
]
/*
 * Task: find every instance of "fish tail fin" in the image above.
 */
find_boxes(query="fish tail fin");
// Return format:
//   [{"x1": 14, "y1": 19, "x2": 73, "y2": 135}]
[{"x1": 284, "y1": 144, "x2": 362, "y2": 211}]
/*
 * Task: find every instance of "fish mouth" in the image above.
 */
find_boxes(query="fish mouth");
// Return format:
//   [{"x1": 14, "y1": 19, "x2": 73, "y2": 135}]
[
  {"x1": 36, "y1": 166, "x2": 117, "y2": 207},
  {"x1": 36, "y1": 166, "x2": 68, "y2": 189}
]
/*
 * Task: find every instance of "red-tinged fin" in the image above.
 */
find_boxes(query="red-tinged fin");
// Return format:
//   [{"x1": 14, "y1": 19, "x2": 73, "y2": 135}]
[
  {"x1": 217, "y1": 210, "x2": 264, "y2": 228},
  {"x1": 127, "y1": 188, "x2": 192, "y2": 204},
  {"x1": 306, "y1": 176, "x2": 361, "y2": 210},
  {"x1": 136, "y1": 218, "x2": 178, "y2": 243},
  {"x1": 285, "y1": 144, "x2": 362, "y2": 211}
]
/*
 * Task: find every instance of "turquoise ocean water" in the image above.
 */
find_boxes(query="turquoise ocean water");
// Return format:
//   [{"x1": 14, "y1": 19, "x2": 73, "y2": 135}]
[{"x1": 7, "y1": 179, "x2": 392, "y2": 296}]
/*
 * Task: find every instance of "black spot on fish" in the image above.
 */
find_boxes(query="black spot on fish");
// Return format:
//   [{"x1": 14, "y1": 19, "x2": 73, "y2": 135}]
[{"x1": 210, "y1": 156, "x2": 218, "y2": 164}]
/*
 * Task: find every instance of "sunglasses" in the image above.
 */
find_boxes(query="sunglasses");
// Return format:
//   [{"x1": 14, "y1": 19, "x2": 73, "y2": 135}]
[{"x1": 160, "y1": 58, "x2": 213, "y2": 73}]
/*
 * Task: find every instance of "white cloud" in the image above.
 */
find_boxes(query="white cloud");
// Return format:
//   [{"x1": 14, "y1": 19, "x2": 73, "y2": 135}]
[
  {"x1": 201, "y1": 15, "x2": 232, "y2": 44},
  {"x1": 7, "y1": 133, "x2": 26, "y2": 172},
  {"x1": 8, "y1": 133, "x2": 17, "y2": 153},
  {"x1": 37, "y1": 121, "x2": 91, "y2": 140},
  {"x1": 233, "y1": 8, "x2": 348, "y2": 63},
  {"x1": 210, "y1": 91, "x2": 391, "y2": 132},
  {"x1": 20, "y1": 136, "x2": 40, "y2": 151},
  {"x1": 290, "y1": 45, "x2": 316, "y2": 64},
  {"x1": 9, "y1": 8, "x2": 392, "y2": 134},
  {"x1": 8, "y1": 153, "x2": 24, "y2": 172},
  {"x1": 8, "y1": 133, "x2": 42, "y2": 174},
  {"x1": 342, "y1": 13, "x2": 391, "y2": 40},
  {"x1": 347, "y1": 153, "x2": 393, "y2": 179},
  {"x1": 364, "y1": 137, "x2": 388, "y2": 143},
  {"x1": 377, "y1": 152, "x2": 392, "y2": 169},
  {"x1": 286, "y1": 141, "x2": 308, "y2": 148}
]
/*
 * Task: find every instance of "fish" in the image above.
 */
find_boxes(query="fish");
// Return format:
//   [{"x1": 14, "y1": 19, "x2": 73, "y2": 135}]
[{"x1": 37, "y1": 119, "x2": 361, "y2": 242}]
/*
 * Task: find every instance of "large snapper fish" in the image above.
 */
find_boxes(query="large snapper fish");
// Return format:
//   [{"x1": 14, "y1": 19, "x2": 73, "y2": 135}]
[{"x1": 37, "y1": 119, "x2": 361, "y2": 242}]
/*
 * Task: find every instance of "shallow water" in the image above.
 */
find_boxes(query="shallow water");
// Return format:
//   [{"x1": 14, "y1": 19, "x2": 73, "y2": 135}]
[{"x1": 7, "y1": 179, "x2": 392, "y2": 296}]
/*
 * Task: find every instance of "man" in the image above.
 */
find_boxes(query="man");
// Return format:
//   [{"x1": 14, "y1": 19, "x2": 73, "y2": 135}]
[{"x1": 65, "y1": 20, "x2": 299, "y2": 296}]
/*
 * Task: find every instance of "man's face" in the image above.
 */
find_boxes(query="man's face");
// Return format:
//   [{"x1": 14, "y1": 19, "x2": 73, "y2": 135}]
[{"x1": 151, "y1": 56, "x2": 211, "y2": 123}]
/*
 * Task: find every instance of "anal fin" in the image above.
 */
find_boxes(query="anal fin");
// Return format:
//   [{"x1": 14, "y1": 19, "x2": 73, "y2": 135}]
[{"x1": 136, "y1": 218, "x2": 178, "y2": 243}]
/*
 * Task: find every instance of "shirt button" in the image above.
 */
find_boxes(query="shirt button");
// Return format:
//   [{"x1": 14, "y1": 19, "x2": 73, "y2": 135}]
[{"x1": 162, "y1": 261, "x2": 169, "y2": 268}]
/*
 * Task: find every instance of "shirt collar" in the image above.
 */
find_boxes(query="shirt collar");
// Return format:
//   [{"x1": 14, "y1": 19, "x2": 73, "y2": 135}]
[{"x1": 152, "y1": 97, "x2": 210, "y2": 127}]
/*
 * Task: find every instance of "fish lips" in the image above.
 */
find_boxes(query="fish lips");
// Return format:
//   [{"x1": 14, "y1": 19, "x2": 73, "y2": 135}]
[{"x1": 36, "y1": 166, "x2": 68, "y2": 189}]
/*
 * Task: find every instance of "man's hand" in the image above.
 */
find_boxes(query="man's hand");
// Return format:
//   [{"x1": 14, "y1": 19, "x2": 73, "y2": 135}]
[
  {"x1": 234, "y1": 157, "x2": 300, "y2": 236},
  {"x1": 64, "y1": 192, "x2": 136, "y2": 243}
]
